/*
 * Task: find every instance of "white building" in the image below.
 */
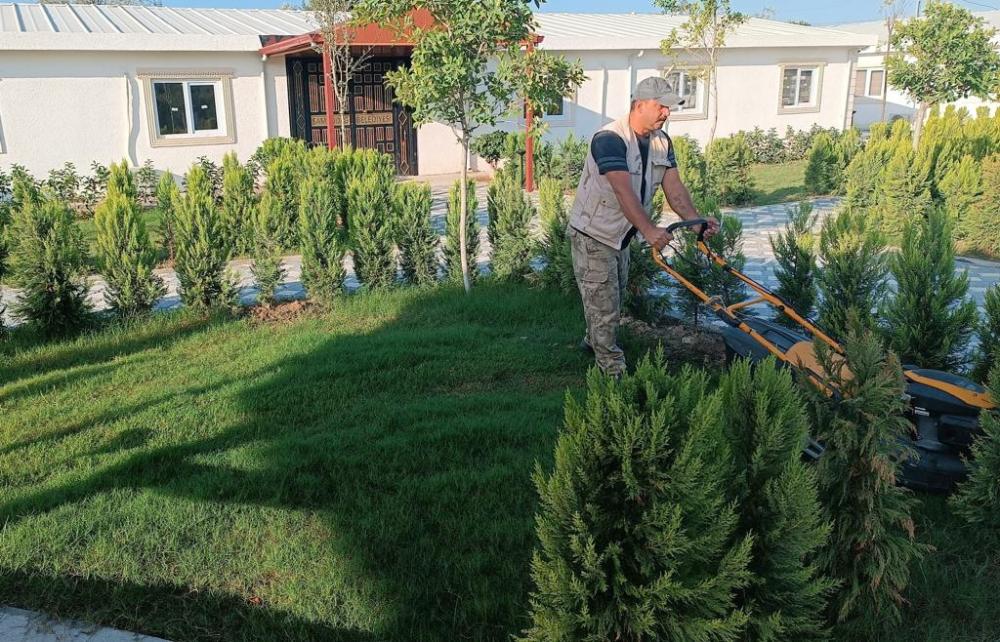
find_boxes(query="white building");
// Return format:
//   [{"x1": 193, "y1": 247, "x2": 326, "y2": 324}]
[
  {"x1": 0, "y1": 4, "x2": 875, "y2": 178},
  {"x1": 835, "y1": 11, "x2": 1000, "y2": 131}
]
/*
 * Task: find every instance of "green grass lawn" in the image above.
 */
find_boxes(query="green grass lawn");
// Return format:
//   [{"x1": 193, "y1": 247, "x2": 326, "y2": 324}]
[
  {"x1": 1, "y1": 283, "x2": 998, "y2": 641},
  {"x1": 749, "y1": 159, "x2": 810, "y2": 206}
]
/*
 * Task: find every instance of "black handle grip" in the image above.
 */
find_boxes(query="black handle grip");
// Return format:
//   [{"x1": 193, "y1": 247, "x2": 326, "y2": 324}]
[{"x1": 666, "y1": 218, "x2": 709, "y2": 241}]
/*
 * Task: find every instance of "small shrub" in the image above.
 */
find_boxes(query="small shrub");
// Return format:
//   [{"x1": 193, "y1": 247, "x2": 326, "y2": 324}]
[
  {"x1": 156, "y1": 172, "x2": 180, "y2": 263},
  {"x1": 963, "y1": 154, "x2": 1000, "y2": 257},
  {"x1": 804, "y1": 132, "x2": 841, "y2": 195},
  {"x1": 299, "y1": 170, "x2": 348, "y2": 305},
  {"x1": 816, "y1": 209, "x2": 888, "y2": 339},
  {"x1": 744, "y1": 126, "x2": 786, "y2": 164},
  {"x1": 972, "y1": 285, "x2": 1000, "y2": 383},
  {"x1": 250, "y1": 137, "x2": 309, "y2": 182},
  {"x1": 549, "y1": 133, "x2": 589, "y2": 190},
  {"x1": 939, "y1": 155, "x2": 982, "y2": 247},
  {"x1": 882, "y1": 206, "x2": 977, "y2": 371},
  {"x1": 875, "y1": 140, "x2": 931, "y2": 241},
  {"x1": 45, "y1": 162, "x2": 81, "y2": 210},
  {"x1": 719, "y1": 359, "x2": 834, "y2": 641},
  {"x1": 445, "y1": 178, "x2": 480, "y2": 285},
  {"x1": 7, "y1": 198, "x2": 90, "y2": 336},
  {"x1": 804, "y1": 326, "x2": 926, "y2": 637},
  {"x1": 260, "y1": 150, "x2": 303, "y2": 249},
  {"x1": 195, "y1": 156, "x2": 223, "y2": 204},
  {"x1": 670, "y1": 211, "x2": 746, "y2": 324},
  {"x1": 707, "y1": 133, "x2": 755, "y2": 206},
  {"x1": 950, "y1": 366, "x2": 1000, "y2": 545},
  {"x1": 487, "y1": 168, "x2": 535, "y2": 281},
  {"x1": 80, "y1": 161, "x2": 110, "y2": 218},
  {"x1": 519, "y1": 351, "x2": 753, "y2": 641},
  {"x1": 770, "y1": 201, "x2": 819, "y2": 327},
  {"x1": 93, "y1": 161, "x2": 164, "y2": 318},
  {"x1": 135, "y1": 159, "x2": 158, "y2": 207},
  {"x1": 394, "y1": 181, "x2": 438, "y2": 287},
  {"x1": 535, "y1": 177, "x2": 574, "y2": 294},
  {"x1": 672, "y1": 134, "x2": 711, "y2": 204},
  {"x1": 346, "y1": 151, "x2": 397, "y2": 290},
  {"x1": 220, "y1": 153, "x2": 257, "y2": 256},
  {"x1": 173, "y1": 165, "x2": 234, "y2": 309},
  {"x1": 251, "y1": 190, "x2": 287, "y2": 306},
  {"x1": 471, "y1": 130, "x2": 508, "y2": 168}
]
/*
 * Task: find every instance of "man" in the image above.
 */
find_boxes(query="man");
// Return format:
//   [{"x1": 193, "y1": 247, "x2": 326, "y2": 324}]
[{"x1": 568, "y1": 76, "x2": 719, "y2": 378}]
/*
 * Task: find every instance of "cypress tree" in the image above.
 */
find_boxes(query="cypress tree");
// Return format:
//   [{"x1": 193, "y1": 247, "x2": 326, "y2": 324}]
[
  {"x1": 833, "y1": 128, "x2": 863, "y2": 194},
  {"x1": 251, "y1": 190, "x2": 287, "y2": 306},
  {"x1": 393, "y1": 181, "x2": 438, "y2": 286},
  {"x1": 938, "y1": 154, "x2": 982, "y2": 247},
  {"x1": 8, "y1": 198, "x2": 90, "y2": 336},
  {"x1": 843, "y1": 137, "x2": 894, "y2": 214},
  {"x1": 299, "y1": 170, "x2": 347, "y2": 305},
  {"x1": 804, "y1": 133, "x2": 841, "y2": 195},
  {"x1": 804, "y1": 326, "x2": 926, "y2": 638},
  {"x1": 706, "y1": 133, "x2": 755, "y2": 206},
  {"x1": 670, "y1": 213, "x2": 746, "y2": 325},
  {"x1": 770, "y1": 202, "x2": 819, "y2": 327},
  {"x1": 876, "y1": 140, "x2": 932, "y2": 241},
  {"x1": 346, "y1": 151, "x2": 397, "y2": 290},
  {"x1": 487, "y1": 167, "x2": 535, "y2": 281},
  {"x1": 672, "y1": 134, "x2": 711, "y2": 204},
  {"x1": 719, "y1": 359, "x2": 834, "y2": 642},
  {"x1": 882, "y1": 206, "x2": 977, "y2": 370},
  {"x1": 972, "y1": 284, "x2": 1000, "y2": 383},
  {"x1": 816, "y1": 209, "x2": 888, "y2": 339},
  {"x1": 965, "y1": 154, "x2": 1000, "y2": 258},
  {"x1": 520, "y1": 351, "x2": 753, "y2": 642},
  {"x1": 156, "y1": 172, "x2": 180, "y2": 263},
  {"x1": 93, "y1": 160, "x2": 164, "y2": 318},
  {"x1": 173, "y1": 165, "x2": 233, "y2": 309},
  {"x1": 950, "y1": 366, "x2": 1000, "y2": 545},
  {"x1": 220, "y1": 152, "x2": 257, "y2": 256},
  {"x1": 262, "y1": 150, "x2": 303, "y2": 248},
  {"x1": 445, "y1": 178, "x2": 480, "y2": 285},
  {"x1": 536, "y1": 176, "x2": 574, "y2": 294}
]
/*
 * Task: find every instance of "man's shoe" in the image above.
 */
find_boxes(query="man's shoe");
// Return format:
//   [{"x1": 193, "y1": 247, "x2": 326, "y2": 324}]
[{"x1": 579, "y1": 338, "x2": 595, "y2": 355}]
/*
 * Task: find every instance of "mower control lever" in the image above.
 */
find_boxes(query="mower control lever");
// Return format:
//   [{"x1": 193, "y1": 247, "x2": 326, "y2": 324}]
[{"x1": 666, "y1": 218, "x2": 709, "y2": 241}]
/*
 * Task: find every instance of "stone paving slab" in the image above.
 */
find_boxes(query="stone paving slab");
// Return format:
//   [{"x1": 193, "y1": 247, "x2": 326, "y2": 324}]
[
  {"x1": 0, "y1": 608, "x2": 169, "y2": 642},
  {"x1": 3, "y1": 193, "x2": 999, "y2": 327}
]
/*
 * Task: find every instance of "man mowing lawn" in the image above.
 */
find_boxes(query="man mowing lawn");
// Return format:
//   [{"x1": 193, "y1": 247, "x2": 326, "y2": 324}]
[{"x1": 568, "y1": 76, "x2": 718, "y2": 377}]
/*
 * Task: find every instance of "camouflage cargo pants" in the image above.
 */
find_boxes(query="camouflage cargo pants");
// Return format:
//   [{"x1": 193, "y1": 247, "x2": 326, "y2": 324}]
[{"x1": 569, "y1": 227, "x2": 630, "y2": 376}]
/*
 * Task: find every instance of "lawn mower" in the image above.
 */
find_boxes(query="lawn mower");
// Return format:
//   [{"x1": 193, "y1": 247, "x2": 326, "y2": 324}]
[{"x1": 652, "y1": 218, "x2": 995, "y2": 493}]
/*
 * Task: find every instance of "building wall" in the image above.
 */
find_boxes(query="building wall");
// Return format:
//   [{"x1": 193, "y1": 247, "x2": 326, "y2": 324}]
[
  {"x1": 492, "y1": 45, "x2": 858, "y2": 150},
  {"x1": 0, "y1": 50, "x2": 280, "y2": 177}
]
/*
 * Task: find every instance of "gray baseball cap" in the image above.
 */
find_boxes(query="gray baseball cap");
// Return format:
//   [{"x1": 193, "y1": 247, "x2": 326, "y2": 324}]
[{"x1": 634, "y1": 76, "x2": 685, "y2": 108}]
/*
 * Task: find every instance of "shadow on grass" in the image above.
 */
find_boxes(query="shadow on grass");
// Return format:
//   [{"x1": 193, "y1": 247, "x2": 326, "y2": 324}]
[
  {"x1": 0, "y1": 568, "x2": 377, "y2": 642},
  {"x1": 0, "y1": 283, "x2": 594, "y2": 641}
]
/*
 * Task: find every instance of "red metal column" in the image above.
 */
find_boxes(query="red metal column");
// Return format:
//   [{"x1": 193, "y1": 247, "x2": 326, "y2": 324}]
[{"x1": 322, "y1": 41, "x2": 337, "y2": 149}]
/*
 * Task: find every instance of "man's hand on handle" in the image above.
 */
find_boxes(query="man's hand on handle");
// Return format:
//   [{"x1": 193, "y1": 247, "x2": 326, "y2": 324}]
[
  {"x1": 704, "y1": 217, "x2": 721, "y2": 239},
  {"x1": 644, "y1": 226, "x2": 674, "y2": 252}
]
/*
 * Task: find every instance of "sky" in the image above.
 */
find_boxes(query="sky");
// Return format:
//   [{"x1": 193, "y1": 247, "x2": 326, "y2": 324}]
[{"x1": 119, "y1": 0, "x2": 997, "y2": 26}]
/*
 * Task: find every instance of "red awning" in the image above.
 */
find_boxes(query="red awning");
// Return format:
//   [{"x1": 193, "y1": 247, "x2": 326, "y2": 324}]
[{"x1": 259, "y1": 9, "x2": 434, "y2": 57}]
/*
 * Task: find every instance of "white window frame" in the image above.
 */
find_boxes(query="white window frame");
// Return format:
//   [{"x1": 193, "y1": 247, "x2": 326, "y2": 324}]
[
  {"x1": 139, "y1": 69, "x2": 236, "y2": 148},
  {"x1": 662, "y1": 68, "x2": 709, "y2": 121},
  {"x1": 778, "y1": 63, "x2": 825, "y2": 114},
  {"x1": 538, "y1": 90, "x2": 577, "y2": 127},
  {"x1": 854, "y1": 67, "x2": 886, "y2": 98}
]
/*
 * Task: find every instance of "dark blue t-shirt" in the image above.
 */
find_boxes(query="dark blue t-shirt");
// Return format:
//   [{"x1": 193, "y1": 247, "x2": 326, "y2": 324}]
[{"x1": 589, "y1": 130, "x2": 677, "y2": 248}]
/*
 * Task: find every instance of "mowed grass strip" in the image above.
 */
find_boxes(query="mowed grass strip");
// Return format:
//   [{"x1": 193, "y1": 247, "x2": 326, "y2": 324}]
[{"x1": 0, "y1": 283, "x2": 590, "y2": 642}]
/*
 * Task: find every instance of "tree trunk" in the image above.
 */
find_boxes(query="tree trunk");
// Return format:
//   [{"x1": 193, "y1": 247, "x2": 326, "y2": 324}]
[
  {"x1": 707, "y1": 68, "x2": 719, "y2": 148},
  {"x1": 460, "y1": 137, "x2": 471, "y2": 294},
  {"x1": 881, "y1": 23, "x2": 893, "y2": 123},
  {"x1": 913, "y1": 101, "x2": 930, "y2": 149}
]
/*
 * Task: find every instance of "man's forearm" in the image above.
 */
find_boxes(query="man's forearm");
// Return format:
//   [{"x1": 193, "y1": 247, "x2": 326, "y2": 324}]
[{"x1": 664, "y1": 179, "x2": 699, "y2": 221}]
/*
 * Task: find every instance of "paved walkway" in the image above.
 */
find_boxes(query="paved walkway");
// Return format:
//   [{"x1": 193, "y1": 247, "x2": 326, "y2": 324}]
[
  {"x1": 2, "y1": 192, "x2": 999, "y2": 326},
  {"x1": 0, "y1": 607, "x2": 168, "y2": 642}
]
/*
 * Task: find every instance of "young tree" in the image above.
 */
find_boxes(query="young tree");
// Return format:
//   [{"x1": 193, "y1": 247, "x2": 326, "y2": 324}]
[
  {"x1": 251, "y1": 190, "x2": 288, "y2": 306},
  {"x1": 881, "y1": 206, "x2": 977, "y2": 371},
  {"x1": 719, "y1": 358, "x2": 834, "y2": 642},
  {"x1": 354, "y1": 0, "x2": 584, "y2": 293},
  {"x1": 299, "y1": 168, "x2": 347, "y2": 305},
  {"x1": 938, "y1": 154, "x2": 982, "y2": 245},
  {"x1": 7, "y1": 198, "x2": 90, "y2": 336},
  {"x1": 310, "y1": 0, "x2": 372, "y2": 149},
  {"x1": 770, "y1": 201, "x2": 819, "y2": 327},
  {"x1": 804, "y1": 133, "x2": 841, "y2": 196},
  {"x1": 706, "y1": 133, "x2": 755, "y2": 206},
  {"x1": 655, "y1": 0, "x2": 748, "y2": 147},
  {"x1": 888, "y1": 1, "x2": 1000, "y2": 147},
  {"x1": 879, "y1": 0, "x2": 911, "y2": 123},
  {"x1": 172, "y1": 165, "x2": 234, "y2": 309},
  {"x1": 816, "y1": 209, "x2": 888, "y2": 339},
  {"x1": 670, "y1": 212, "x2": 746, "y2": 325},
  {"x1": 950, "y1": 366, "x2": 1000, "y2": 545},
  {"x1": 444, "y1": 178, "x2": 480, "y2": 285},
  {"x1": 346, "y1": 151, "x2": 397, "y2": 290},
  {"x1": 520, "y1": 351, "x2": 753, "y2": 641},
  {"x1": 93, "y1": 161, "x2": 164, "y2": 318},
  {"x1": 393, "y1": 181, "x2": 438, "y2": 286},
  {"x1": 220, "y1": 152, "x2": 257, "y2": 256},
  {"x1": 487, "y1": 167, "x2": 535, "y2": 281},
  {"x1": 536, "y1": 176, "x2": 574, "y2": 294},
  {"x1": 156, "y1": 172, "x2": 179, "y2": 263},
  {"x1": 804, "y1": 326, "x2": 926, "y2": 637}
]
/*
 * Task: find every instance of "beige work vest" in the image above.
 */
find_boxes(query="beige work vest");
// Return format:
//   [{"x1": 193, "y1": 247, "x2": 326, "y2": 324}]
[{"x1": 569, "y1": 116, "x2": 674, "y2": 249}]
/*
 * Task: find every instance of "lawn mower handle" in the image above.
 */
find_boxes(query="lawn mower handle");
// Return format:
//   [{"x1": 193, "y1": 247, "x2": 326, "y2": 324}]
[{"x1": 666, "y1": 218, "x2": 709, "y2": 241}]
